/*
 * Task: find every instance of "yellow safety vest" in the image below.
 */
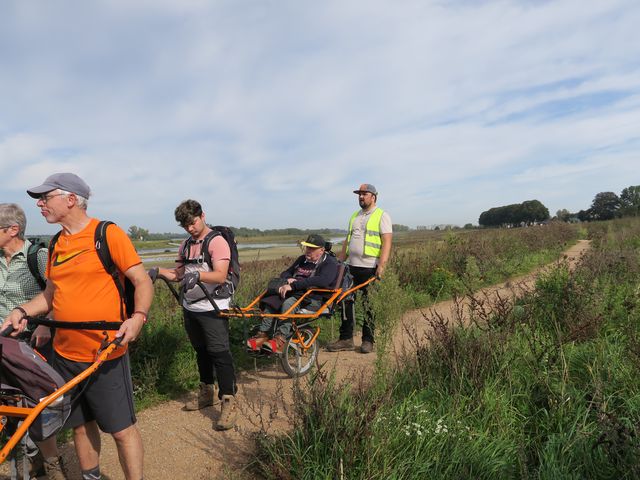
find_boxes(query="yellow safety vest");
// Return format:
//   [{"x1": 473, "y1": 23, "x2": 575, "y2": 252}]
[{"x1": 346, "y1": 207, "x2": 384, "y2": 257}]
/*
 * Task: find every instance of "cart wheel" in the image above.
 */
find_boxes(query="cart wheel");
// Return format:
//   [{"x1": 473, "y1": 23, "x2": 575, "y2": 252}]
[{"x1": 281, "y1": 326, "x2": 318, "y2": 377}]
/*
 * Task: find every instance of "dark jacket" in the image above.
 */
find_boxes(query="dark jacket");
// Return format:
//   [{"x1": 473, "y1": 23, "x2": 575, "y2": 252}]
[
  {"x1": 260, "y1": 253, "x2": 340, "y2": 312},
  {"x1": 281, "y1": 253, "x2": 339, "y2": 298}
]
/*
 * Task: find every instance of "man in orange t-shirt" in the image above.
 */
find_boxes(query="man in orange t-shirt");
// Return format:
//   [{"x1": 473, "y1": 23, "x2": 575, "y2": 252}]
[{"x1": 2, "y1": 173, "x2": 153, "y2": 480}]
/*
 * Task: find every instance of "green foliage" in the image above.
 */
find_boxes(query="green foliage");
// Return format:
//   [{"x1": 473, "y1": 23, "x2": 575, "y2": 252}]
[
  {"x1": 366, "y1": 271, "x2": 412, "y2": 374},
  {"x1": 232, "y1": 226, "x2": 341, "y2": 238},
  {"x1": 620, "y1": 185, "x2": 640, "y2": 217},
  {"x1": 589, "y1": 192, "x2": 621, "y2": 221},
  {"x1": 127, "y1": 225, "x2": 150, "y2": 240},
  {"x1": 556, "y1": 208, "x2": 571, "y2": 222},
  {"x1": 392, "y1": 222, "x2": 577, "y2": 302},
  {"x1": 392, "y1": 223, "x2": 410, "y2": 232},
  {"x1": 479, "y1": 199, "x2": 550, "y2": 227}
]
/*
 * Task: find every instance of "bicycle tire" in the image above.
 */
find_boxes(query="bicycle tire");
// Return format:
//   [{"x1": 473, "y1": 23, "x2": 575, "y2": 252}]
[{"x1": 280, "y1": 326, "x2": 318, "y2": 377}]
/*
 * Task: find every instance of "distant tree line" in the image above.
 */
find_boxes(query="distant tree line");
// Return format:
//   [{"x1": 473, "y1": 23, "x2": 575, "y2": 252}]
[
  {"x1": 556, "y1": 185, "x2": 640, "y2": 222},
  {"x1": 230, "y1": 227, "x2": 341, "y2": 238},
  {"x1": 127, "y1": 225, "x2": 345, "y2": 240},
  {"x1": 478, "y1": 200, "x2": 550, "y2": 228}
]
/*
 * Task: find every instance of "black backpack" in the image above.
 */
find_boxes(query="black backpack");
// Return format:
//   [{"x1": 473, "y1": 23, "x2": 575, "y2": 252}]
[
  {"x1": 180, "y1": 225, "x2": 241, "y2": 299},
  {"x1": 48, "y1": 221, "x2": 135, "y2": 320},
  {"x1": 26, "y1": 238, "x2": 47, "y2": 290}
]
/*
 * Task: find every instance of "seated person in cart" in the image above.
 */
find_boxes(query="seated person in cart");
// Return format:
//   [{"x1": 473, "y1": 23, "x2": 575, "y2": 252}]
[{"x1": 247, "y1": 234, "x2": 338, "y2": 354}]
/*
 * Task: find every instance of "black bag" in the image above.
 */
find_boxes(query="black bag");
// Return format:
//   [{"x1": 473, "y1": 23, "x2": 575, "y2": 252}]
[
  {"x1": 0, "y1": 336, "x2": 71, "y2": 441},
  {"x1": 266, "y1": 277, "x2": 288, "y2": 296},
  {"x1": 26, "y1": 239, "x2": 47, "y2": 290}
]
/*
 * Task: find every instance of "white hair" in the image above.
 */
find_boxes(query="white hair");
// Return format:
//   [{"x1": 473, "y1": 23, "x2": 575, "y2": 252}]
[{"x1": 59, "y1": 190, "x2": 89, "y2": 210}]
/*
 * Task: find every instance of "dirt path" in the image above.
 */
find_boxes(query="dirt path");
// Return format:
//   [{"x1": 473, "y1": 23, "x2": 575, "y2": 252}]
[{"x1": 2, "y1": 240, "x2": 590, "y2": 480}]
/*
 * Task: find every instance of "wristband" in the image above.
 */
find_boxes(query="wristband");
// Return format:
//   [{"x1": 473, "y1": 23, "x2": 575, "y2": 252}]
[
  {"x1": 14, "y1": 306, "x2": 28, "y2": 319},
  {"x1": 133, "y1": 310, "x2": 148, "y2": 324}
]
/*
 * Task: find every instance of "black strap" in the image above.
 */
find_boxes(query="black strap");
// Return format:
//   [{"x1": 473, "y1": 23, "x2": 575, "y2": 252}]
[
  {"x1": 47, "y1": 231, "x2": 62, "y2": 256},
  {"x1": 181, "y1": 230, "x2": 219, "y2": 267},
  {"x1": 94, "y1": 221, "x2": 127, "y2": 321},
  {"x1": 27, "y1": 317, "x2": 122, "y2": 331}
]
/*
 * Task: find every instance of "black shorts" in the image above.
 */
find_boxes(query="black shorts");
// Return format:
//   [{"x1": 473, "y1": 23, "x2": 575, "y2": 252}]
[{"x1": 51, "y1": 352, "x2": 137, "y2": 434}]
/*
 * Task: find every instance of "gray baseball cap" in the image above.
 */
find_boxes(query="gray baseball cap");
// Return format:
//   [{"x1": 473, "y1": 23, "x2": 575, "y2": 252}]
[
  {"x1": 353, "y1": 183, "x2": 378, "y2": 195},
  {"x1": 27, "y1": 173, "x2": 91, "y2": 199}
]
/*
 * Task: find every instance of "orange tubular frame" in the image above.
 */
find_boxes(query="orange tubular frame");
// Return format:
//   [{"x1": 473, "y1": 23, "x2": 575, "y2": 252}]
[
  {"x1": 221, "y1": 276, "x2": 376, "y2": 322},
  {"x1": 0, "y1": 342, "x2": 119, "y2": 464},
  {"x1": 221, "y1": 276, "x2": 376, "y2": 374}
]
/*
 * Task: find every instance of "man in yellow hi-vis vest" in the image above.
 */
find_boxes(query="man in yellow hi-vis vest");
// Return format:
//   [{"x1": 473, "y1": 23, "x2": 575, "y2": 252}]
[{"x1": 326, "y1": 184, "x2": 392, "y2": 354}]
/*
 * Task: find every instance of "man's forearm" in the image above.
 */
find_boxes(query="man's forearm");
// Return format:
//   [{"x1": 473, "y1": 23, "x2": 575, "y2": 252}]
[
  {"x1": 378, "y1": 234, "x2": 393, "y2": 269},
  {"x1": 338, "y1": 240, "x2": 348, "y2": 262},
  {"x1": 134, "y1": 280, "x2": 153, "y2": 316}
]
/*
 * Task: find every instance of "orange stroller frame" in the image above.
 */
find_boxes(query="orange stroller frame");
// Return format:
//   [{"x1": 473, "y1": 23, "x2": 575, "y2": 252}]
[
  {"x1": 0, "y1": 319, "x2": 123, "y2": 476},
  {"x1": 155, "y1": 266, "x2": 375, "y2": 378},
  {"x1": 221, "y1": 275, "x2": 375, "y2": 377}
]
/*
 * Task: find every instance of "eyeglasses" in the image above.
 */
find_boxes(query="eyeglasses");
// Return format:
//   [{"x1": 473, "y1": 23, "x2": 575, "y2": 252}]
[
  {"x1": 0, "y1": 224, "x2": 17, "y2": 230},
  {"x1": 37, "y1": 193, "x2": 67, "y2": 203}
]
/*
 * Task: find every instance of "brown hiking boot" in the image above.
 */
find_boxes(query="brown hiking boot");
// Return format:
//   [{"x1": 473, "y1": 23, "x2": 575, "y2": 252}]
[
  {"x1": 360, "y1": 340, "x2": 374, "y2": 354},
  {"x1": 43, "y1": 456, "x2": 67, "y2": 480},
  {"x1": 326, "y1": 338, "x2": 354, "y2": 352},
  {"x1": 184, "y1": 383, "x2": 219, "y2": 411},
  {"x1": 216, "y1": 395, "x2": 237, "y2": 431}
]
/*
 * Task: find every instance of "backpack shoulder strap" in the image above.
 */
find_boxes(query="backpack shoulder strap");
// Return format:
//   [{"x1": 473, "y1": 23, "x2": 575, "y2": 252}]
[
  {"x1": 94, "y1": 221, "x2": 116, "y2": 274},
  {"x1": 47, "y1": 231, "x2": 63, "y2": 266},
  {"x1": 27, "y1": 243, "x2": 46, "y2": 290},
  {"x1": 179, "y1": 236, "x2": 193, "y2": 261},
  {"x1": 94, "y1": 221, "x2": 127, "y2": 320},
  {"x1": 200, "y1": 229, "x2": 221, "y2": 269}
]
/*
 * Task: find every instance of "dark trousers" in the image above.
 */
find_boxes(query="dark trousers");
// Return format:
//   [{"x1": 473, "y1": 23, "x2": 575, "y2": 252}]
[
  {"x1": 183, "y1": 308, "x2": 237, "y2": 396},
  {"x1": 339, "y1": 266, "x2": 377, "y2": 343}
]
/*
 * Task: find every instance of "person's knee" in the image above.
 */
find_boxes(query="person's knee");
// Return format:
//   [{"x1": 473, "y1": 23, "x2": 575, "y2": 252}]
[
  {"x1": 111, "y1": 423, "x2": 140, "y2": 443},
  {"x1": 74, "y1": 420, "x2": 98, "y2": 438}
]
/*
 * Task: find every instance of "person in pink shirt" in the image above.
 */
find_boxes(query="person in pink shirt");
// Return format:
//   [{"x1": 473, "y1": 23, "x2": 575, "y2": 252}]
[{"x1": 157, "y1": 200, "x2": 237, "y2": 431}]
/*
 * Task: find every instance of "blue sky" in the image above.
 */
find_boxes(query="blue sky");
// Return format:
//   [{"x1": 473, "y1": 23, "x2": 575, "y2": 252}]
[{"x1": 1, "y1": 0, "x2": 639, "y2": 234}]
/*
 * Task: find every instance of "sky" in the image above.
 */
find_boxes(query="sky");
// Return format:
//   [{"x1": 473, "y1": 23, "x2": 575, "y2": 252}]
[{"x1": 1, "y1": 0, "x2": 639, "y2": 234}]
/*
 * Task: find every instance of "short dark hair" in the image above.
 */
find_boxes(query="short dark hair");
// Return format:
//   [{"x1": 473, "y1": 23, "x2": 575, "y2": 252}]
[{"x1": 175, "y1": 199, "x2": 203, "y2": 227}]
